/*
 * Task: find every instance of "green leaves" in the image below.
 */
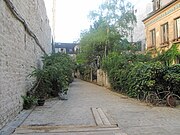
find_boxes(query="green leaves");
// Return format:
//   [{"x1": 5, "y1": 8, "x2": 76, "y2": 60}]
[
  {"x1": 89, "y1": 0, "x2": 136, "y2": 31},
  {"x1": 156, "y1": 44, "x2": 180, "y2": 65},
  {"x1": 77, "y1": 0, "x2": 137, "y2": 80},
  {"x1": 30, "y1": 53, "x2": 75, "y2": 97},
  {"x1": 102, "y1": 50, "x2": 180, "y2": 98},
  {"x1": 22, "y1": 95, "x2": 37, "y2": 109}
]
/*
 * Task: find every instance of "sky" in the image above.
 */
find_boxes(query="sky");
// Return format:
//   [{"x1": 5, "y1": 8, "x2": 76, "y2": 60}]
[{"x1": 44, "y1": 0, "x2": 151, "y2": 43}]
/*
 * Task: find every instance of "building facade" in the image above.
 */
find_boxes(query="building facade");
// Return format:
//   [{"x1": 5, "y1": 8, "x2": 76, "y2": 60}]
[
  {"x1": 131, "y1": 1, "x2": 152, "y2": 52},
  {"x1": 0, "y1": 0, "x2": 51, "y2": 129},
  {"x1": 143, "y1": 0, "x2": 180, "y2": 52},
  {"x1": 55, "y1": 43, "x2": 79, "y2": 57}
]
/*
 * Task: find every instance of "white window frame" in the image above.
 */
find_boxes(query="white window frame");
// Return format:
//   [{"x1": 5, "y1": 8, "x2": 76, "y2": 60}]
[
  {"x1": 174, "y1": 17, "x2": 180, "y2": 39},
  {"x1": 150, "y1": 29, "x2": 156, "y2": 47},
  {"x1": 161, "y1": 23, "x2": 169, "y2": 43}
]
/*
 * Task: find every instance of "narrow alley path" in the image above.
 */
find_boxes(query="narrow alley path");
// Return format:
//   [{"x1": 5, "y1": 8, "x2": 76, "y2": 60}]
[{"x1": 13, "y1": 79, "x2": 180, "y2": 135}]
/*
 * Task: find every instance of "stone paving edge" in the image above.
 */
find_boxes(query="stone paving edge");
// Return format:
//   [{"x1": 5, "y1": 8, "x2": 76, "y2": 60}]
[{"x1": 0, "y1": 107, "x2": 35, "y2": 135}]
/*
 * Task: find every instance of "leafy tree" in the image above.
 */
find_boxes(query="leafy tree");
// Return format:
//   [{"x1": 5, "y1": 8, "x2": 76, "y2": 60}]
[
  {"x1": 89, "y1": 0, "x2": 136, "y2": 37},
  {"x1": 77, "y1": 0, "x2": 136, "y2": 79}
]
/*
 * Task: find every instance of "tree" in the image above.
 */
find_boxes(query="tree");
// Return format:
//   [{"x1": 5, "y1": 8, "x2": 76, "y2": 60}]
[
  {"x1": 89, "y1": 0, "x2": 136, "y2": 37},
  {"x1": 77, "y1": 0, "x2": 136, "y2": 80}
]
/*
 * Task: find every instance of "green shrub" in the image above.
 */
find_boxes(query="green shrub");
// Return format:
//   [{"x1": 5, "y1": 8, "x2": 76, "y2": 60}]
[
  {"x1": 127, "y1": 62, "x2": 163, "y2": 97},
  {"x1": 156, "y1": 43, "x2": 180, "y2": 66},
  {"x1": 30, "y1": 53, "x2": 75, "y2": 97},
  {"x1": 163, "y1": 64, "x2": 180, "y2": 94},
  {"x1": 22, "y1": 95, "x2": 37, "y2": 110},
  {"x1": 102, "y1": 50, "x2": 180, "y2": 99}
]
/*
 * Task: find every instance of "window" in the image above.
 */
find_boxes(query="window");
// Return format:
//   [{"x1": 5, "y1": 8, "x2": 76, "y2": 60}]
[
  {"x1": 69, "y1": 49, "x2": 73, "y2": 52},
  {"x1": 153, "y1": 0, "x2": 160, "y2": 11},
  {"x1": 161, "y1": 23, "x2": 169, "y2": 43},
  {"x1": 59, "y1": 48, "x2": 66, "y2": 53},
  {"x1": 150, "y1": 29, "x2": 156, "y2": 47},
  {"x1": 174, "y1": 17, "x2": 180, "y2": 39},
  {"x1": 155, "y1": 0, "x2": 160, "y2": 10}
]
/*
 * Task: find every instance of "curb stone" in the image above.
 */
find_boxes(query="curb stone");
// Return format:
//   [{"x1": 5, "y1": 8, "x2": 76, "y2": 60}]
[{"x1": 0, "y1": 107, "x2": 35, "y2": 135}]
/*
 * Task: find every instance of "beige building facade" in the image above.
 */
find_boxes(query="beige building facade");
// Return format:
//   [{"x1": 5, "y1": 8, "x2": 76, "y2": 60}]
[{"x1": 143, "y1": 0, "x2": 180, "y2": 52}]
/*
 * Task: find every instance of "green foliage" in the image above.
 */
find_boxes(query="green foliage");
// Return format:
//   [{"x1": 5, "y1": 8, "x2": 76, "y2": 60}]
[
  {"x1": 102, "y1": 50, "x2": 180, "y2": 98},
  {"x1": 127, "y1": 62, "x2": 163, "y2": 97},
  {"x1": 30, "y1": 67, "x2": 51, "y2": 98},
  {"x1": 163, "y1": 64, "x2": 180, "y2": 93},
  {"x1": 89, "y1": 0, "x2": 136, "y2": 36},
  {"x1": 30, "y1": 53, "x2": 75, "y2": 97},
  {"x1": 76, "y1": 1, "x2": 180, "y2": 102},
  {"x1": 43, "y1": 53, "x2": 75, "y2": 86},
  {"x1": 77, "y1": 0, "x2": 136, "y2": 80},
  {"x1": 102, "y1": 52, "x2": 152, "y2": 93},
  {"x1": 22, "y1": 95, "x2": 37, "y2": 110},
  {"x1": 156, "y1": 44, "x2": 180, "y2": 65},
  {"x1": 127, "y1": 63, "x2": 180, "y2": 97}
]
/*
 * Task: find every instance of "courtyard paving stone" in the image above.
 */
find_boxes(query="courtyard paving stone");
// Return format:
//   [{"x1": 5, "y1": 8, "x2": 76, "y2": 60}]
[{"x1": 5, "y1": 79, "x2": 180, "y2": 135}]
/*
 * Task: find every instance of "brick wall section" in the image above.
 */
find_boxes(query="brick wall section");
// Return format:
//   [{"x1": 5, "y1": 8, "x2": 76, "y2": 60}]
[{"x1": 0, "y1": 0, "x2": 51, "y2": 129}]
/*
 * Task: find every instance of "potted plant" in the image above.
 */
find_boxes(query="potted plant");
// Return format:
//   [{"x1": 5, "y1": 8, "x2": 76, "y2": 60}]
[
  {"x1": 30, "y1": 68, "x2": 50, "y2": 106},
  {"x1": 58, "y1": 80, "x2": 69, "y2": 100},
  {"x1": 37, "y1": 96, "x2": 45, "y2": 106},
  {"x1": 35, "y1": 77, "x2": 50, "y2": 106},
  {"x1": 21, "y1": 95, "x2": 37, "y2": 109},
  {"x1": 28, "y1": 53, "x2": 75, "y2": 103},
  {"x1": 58, "y1": 87, "x2": 68, "y2": 100}
]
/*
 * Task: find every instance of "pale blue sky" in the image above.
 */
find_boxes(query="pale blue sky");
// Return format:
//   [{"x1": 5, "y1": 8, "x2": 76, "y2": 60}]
[{"x1": 44, "y1": 0, "x2": 151, "y2": 43}]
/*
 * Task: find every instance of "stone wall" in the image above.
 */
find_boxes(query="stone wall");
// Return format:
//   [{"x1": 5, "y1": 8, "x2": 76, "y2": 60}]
[
  {"x1": 97, "y1": 69, "x2": 111, "y2": 88},
  {"x1": 0, "y1": 0, "x2": 51, "y2": 129}
]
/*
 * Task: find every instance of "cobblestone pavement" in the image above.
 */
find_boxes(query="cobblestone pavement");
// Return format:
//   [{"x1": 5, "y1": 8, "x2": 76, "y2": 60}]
[{"x1": 13, "y1": 79, "x2": 180, "y2": 135}]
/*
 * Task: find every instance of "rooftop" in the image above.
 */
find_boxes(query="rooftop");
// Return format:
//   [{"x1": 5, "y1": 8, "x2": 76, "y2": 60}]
[{"x1": 143, "y1": 0, "x2": 178, "y2": 22}]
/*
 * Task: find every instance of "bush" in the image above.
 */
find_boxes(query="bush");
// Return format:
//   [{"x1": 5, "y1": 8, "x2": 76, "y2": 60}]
[
  {"x1": 127, "y1": 62, "x2": 163, "y2": 97},
  {"x1": 30, "y1": 53, "x2": 75, "y2": 98},
  {"x1": 102, "y1": 51, "x2": 180, "y2": 99},
  {"x1": 163, "y1": 64, "x2": 180, "y2": 94},
  {"x1": 22, "y1": 95, "x2": 37, "y2": 110}
]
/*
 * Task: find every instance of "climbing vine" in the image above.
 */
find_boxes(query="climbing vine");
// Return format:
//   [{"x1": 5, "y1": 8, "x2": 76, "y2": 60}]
[{"x1": 156, "y1": 43, "x2": 180, "y2": 65}]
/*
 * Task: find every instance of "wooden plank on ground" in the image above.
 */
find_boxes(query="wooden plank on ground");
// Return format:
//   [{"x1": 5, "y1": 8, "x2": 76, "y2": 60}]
[
  {"x1": 91, "y1": 108, "x2": 104, "y2": 126},
  {"x1": 97, "y1": 108, "x2": 111, "y2": 126},
  {"x1": 14, "y1": 125, "x2": 120, "y2": 134}
]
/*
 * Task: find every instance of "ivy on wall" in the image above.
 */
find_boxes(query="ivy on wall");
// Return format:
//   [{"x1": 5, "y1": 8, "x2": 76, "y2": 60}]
[{"x1": 156, "y1": 43, "x2": 180, "y2": 65}]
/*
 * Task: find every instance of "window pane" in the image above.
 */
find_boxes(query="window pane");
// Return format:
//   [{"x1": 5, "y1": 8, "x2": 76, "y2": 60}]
[
  {"x1": 150, "y1": 29, "x2": 156, "y2": 47},
  {"x1": 177, "y1": 18, "x2": 180, "y2": 38},
  {"x1": 161, "y1": 23, "x2": 168, "y2": 43}
]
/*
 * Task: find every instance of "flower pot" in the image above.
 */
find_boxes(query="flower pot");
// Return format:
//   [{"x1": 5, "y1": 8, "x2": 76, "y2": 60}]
[
  {"x1": 23, "y1": 102, "x2": 32, "y2": 110},
  {"x1": 58, "y1": 92, "x2": 68, "y2": 100},
  {"x1": 37, "y1": 99, "x2": 45, "y2": 106}
]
